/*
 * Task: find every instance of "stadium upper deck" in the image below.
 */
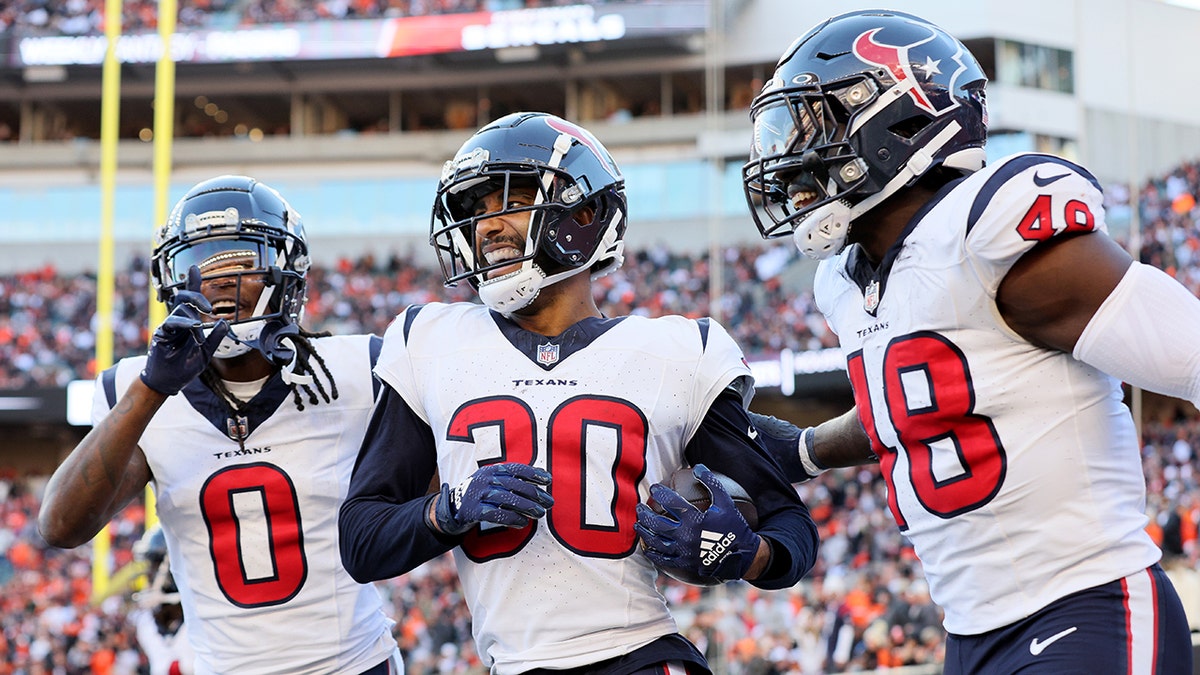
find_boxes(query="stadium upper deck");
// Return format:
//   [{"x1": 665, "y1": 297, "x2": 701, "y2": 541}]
[{"x1": 2, "y1": 1, "x2": 1199, "y2": 264}]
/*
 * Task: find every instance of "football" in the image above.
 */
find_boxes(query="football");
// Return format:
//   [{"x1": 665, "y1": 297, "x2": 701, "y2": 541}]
[
  {"x1": 644, "y1": 467, "x2": 760, "y2": 587},
  {"x1": 647, "y1": 467, "x2": 759, "y2": 529}
]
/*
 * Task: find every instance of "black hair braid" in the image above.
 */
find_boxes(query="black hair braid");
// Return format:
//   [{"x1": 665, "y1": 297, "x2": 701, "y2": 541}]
[
  {"x1": 200, "y1": 367, "x2": 251, "y2": 416},
  {"x1": 286, "y1": 327, "x2": 338, "y2": 412}
]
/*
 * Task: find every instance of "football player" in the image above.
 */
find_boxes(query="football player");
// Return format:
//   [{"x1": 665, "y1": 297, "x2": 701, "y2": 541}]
[
  {"x1": 132, "y1": 525, "x2": 195, "y2": 675},
  {"x1": 338, "y1": 112, "x2": 819, "y2": 674},
  {"x1": 741, "y1": 9, "x2": 1195, "y2": 674},
  {"x1": 38, "y1": 176, "x2": 401, "y2": 675}
]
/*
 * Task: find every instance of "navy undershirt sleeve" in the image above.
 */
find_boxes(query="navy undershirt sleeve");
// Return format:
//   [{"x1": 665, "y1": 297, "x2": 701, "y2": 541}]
[
  {"x1": 684, "y1": 388, "x2": 820, "y2": 589},
  {"x1": 339, "y1": 385, "x2": 456, "y2": 583}
]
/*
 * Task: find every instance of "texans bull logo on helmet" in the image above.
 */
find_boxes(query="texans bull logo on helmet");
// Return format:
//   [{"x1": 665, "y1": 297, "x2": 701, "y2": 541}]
[{"x1": 852, "y1": 25, "x2": 967, "y2": 118}]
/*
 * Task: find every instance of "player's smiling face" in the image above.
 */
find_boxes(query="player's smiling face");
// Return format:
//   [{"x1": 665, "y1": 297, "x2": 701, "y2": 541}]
[
  {"x1": 473, "y1": 185, "x2": 538, "y2": 280},
  {"x1": 197, "y1": 254, "x2": 268, "y2": 323}
]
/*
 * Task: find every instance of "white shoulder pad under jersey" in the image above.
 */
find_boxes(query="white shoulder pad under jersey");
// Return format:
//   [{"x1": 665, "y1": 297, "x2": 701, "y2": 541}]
[
  {"x1": 94, "y1": 335, "x2": 396, "y2": 675},
  {"x1": 375, "y1": 302, "x2": 750, "y2": 674},
  {"x1": 812, "y1": 153, "x2": 1158, "y2": 635}
]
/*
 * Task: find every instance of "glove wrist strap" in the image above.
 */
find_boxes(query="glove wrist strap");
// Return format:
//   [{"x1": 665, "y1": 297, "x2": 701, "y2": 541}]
[
  {"x1": 798, "y1": 427, "x2": 827, "y2": 477},
  {"x1": 433, "y1": 483, "x2": 470, "y2": 537}
]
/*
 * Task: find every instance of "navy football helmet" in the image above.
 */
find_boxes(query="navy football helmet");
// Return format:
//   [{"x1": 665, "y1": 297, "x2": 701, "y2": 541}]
[
  {"x1": 151, "y1": 175, "x2": 310, "y2": 358},
  {"x1": 133, "y1": 525, "x2": 183, "y2": 634},
  {"x1": 431, "y1": 112, "x2": 627, "y2": 313},
  {"x1": 743, "y1": 9, "x2": 988, "y2": 259}
]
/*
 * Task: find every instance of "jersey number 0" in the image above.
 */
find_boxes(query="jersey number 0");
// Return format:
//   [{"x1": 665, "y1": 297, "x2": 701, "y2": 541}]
[{"x1": 200, "y1": 462, "x2": 308, "y2": 608}]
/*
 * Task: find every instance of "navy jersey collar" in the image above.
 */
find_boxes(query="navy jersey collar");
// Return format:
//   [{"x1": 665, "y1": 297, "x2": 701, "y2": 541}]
[
  {"x1": 181, "y1": 373, "x2": 291, "y2": 442},
  {"x1": 491, "y1": 310, "x2": 626, "y2": 370},
  {"x1": 845, "y1": 176, "x2": 965, "y2": 316}
]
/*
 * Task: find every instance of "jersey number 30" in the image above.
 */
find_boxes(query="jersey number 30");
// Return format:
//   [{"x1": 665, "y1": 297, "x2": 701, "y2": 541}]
[{"x1": 448, "y1": 395, "x2": 648, "y2": 562}]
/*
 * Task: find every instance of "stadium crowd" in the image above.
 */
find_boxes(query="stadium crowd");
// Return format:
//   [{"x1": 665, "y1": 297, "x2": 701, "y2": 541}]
[
  {"x1": 3, "y1": 154, "x2": 1200, "y2": 673},
  {"x1": 0, "y1": 243, "x2": 829, "y2": 390}
]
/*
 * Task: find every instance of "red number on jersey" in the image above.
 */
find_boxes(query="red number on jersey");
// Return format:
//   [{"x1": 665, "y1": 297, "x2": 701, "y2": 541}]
[
  {"x1": 847, "y1": 333, "x2": 1007, "y2": 527},
  {"x1": 447, "y1": 395, "x2": 648, "y2": 562},
  {"x1": 446, "y1": 396, "x2": 539, "y2": 560},
  {"x1": 847, "y1": 351, "x2": 906, "y2": 528},
  {"x1": 547, "y1": 395, "x2": 647, "y2": 558},
  {"x1": 1064, "y1": 199, "x2": 1095, "y2": 233},
  {"x1": 1016, "y1": 194, "x2": 1096, "y2": 241},
  {"x1": 200, "y1": 462, "x2": 307, "y2": 608}
]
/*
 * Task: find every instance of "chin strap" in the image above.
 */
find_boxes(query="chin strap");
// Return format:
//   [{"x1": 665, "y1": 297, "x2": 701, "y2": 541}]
[
  {"x1": 215, "y1": 319, "x2": 313, "y2": 385},
  {"x1": 477, "y1": 266, "x2": 546, "y2": 314},
  {"x1": 210, "y1": 284, "x2": 276, "y2": 359},
  {"x1": 279, "y1": 346, "x2": 313, "y2": 386},
  {"x1": 253, "y1": 321, "x2": 314, "y2": 386},
  {"x1": 793, "y1": 120, "x2": 967, "y2": 261}
]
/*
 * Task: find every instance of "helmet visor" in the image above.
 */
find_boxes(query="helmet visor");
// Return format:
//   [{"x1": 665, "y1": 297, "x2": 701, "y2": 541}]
[
  {"x1": 752, "y1": 96, "x2": 832, "y2": 164},
  {"x1": 164, "y1": 237, "x2": 276, "y2": 286}
]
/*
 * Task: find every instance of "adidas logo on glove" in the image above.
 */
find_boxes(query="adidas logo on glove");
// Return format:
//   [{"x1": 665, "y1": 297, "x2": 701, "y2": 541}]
[{"x1": 700, "y1": 530, "x2": 737, "y2": 567}]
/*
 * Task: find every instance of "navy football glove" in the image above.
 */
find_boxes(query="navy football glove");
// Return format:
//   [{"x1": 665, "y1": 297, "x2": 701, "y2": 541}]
[
  {"x1": 140, "y1": 266, "x2": 230, "y2": 396},
  {"x1": 432, "y1": 463, "x2": 554, "y2": 537},
  {"x1": 635, "y1": 464, "x2": 761, "y2": 582}
]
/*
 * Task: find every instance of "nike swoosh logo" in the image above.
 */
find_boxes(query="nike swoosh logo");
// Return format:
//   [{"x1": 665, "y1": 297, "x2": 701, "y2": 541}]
[
  {"x1": 1033, "y1": 171, "x2": 1069, "y2": 187},
  {"x1": 1029, "y1": 626, "x2": 1077, "y2": 655},
  {"x1": 747, "y1": 426, "x2": 759, "y2": 440}
]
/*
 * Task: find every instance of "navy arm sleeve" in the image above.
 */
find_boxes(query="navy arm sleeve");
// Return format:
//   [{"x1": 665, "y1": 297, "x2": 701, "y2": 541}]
[
  {"x1": 339, "y1": 385, "x2": 456, "y2": 584},
  {"x1": 747, "y1": 411, "x2": 819, "y2": 484},
  {"x1": 684, "y1": 388, "x2": 819, "y2": 590}
]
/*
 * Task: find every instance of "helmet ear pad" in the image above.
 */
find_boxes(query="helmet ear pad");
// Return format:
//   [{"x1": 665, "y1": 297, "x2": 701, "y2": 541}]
[{"x1": 540, "y1": 202, "x2": 597, "y2": 272}]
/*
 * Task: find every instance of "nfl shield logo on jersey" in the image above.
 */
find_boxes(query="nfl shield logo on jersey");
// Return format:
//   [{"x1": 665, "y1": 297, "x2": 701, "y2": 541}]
[
  {"x1": 537, "y1": 342, "x2": 560, "y2": 366},
  {"x1": 864, "y1": 280, "x2": 880, "y2": 313},
  {"x1": 226, "y1": 415, "x2": 249, "y2": 441}
]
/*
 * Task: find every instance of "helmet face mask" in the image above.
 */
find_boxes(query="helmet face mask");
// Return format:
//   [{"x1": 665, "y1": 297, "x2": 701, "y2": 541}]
[
  {"x1": 743, "y1": 9, "x2": 988, "y2": 259},
  {"x1": 435, "y1": 169, "x2": 556, "y2": 284},
  {"x1": 152, "y1": 176, "x2": 310, "y2": 358},
  {"x1": 748, "y1": 83, "x2": 867, "y2": 234},
  {"x1": 431, "y1": 112, "x2": 627, "y2": 313}
]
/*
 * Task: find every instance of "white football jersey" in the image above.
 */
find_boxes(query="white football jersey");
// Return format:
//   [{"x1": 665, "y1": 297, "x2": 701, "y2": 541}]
[
  {"x1": 94, "y1": 335, "x2": 397, "y2": 675},
  {"x1": 374, "y1": 302, "x2": 752, "y2": 674},
  {"x1": 814, "y1": 153, "x2": 1160, "y2": 635},
  {"x1": 135, "y1": 611, "x2": 195, "y2": 675}
]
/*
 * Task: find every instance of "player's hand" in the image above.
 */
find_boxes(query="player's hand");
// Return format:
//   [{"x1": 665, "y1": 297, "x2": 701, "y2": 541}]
[
  {"x1": 431, "y1": 463, "x2": 554, "y2": 537},
  {"x1": 635, "y1": 464, "x2": 761, "y2": 582},
  {"x1": 140, "y1": 266, "x2": 230, "y2": 396}
]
